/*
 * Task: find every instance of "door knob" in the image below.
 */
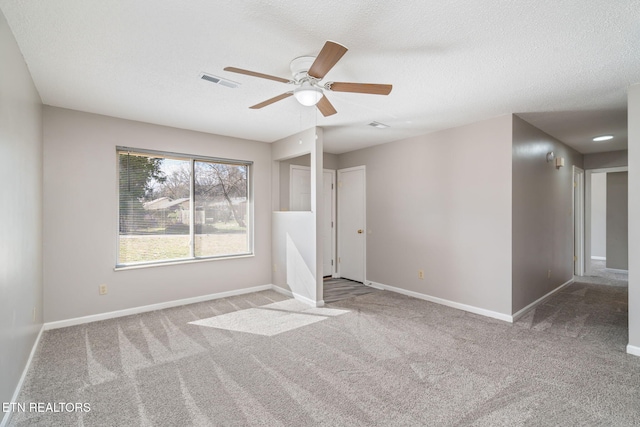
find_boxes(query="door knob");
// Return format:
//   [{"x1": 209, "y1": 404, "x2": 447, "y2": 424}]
[{"x1": 357, "y1": 229, "x2": 363, "y2": 234}]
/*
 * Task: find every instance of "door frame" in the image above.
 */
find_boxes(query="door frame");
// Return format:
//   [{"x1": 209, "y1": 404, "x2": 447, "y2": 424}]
[
  {"x1": 288, "y1": 165, "x2": 337, "y2": 276},
  {"x1": 573, "y1": 166, "x2": 585, "y2": 276},
  {"x1": 584, "y1": 166, "x2": 628, "y2": 275},
  {"x1": 325, "y1": 169, "x2": 337, "y2": 278},
  {"x1": 337, "y1": 165, "x2": 366, "y2": 282}
]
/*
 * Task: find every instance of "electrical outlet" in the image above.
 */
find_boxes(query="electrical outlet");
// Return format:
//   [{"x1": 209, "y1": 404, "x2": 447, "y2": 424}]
[
  {"x1": 547, "y1": 269, "x2": 551, "y2": 279},
  {"x1": 418, "y1": 270, "x2": 424, "y2": 280},
  {"x1": 273, "y1": 264, "x2": 277, "y2": 272},
  {"x1": 99, "y1": 284, "x2": 108, "y2": 295}
]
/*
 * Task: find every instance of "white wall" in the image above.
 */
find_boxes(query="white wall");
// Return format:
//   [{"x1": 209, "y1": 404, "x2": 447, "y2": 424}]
[
  {"x1": 271, "y1": 127, "x2": 324, "y2": 304},
  {"x1": 42, "y1": 107, "x2": 272, "y2": 322},
  {"x1": 338, "y1": 115, "x2": 513, "y2": 316},
  {"x1": 590, "y1": 173, "x2": 606, "y2": 259},
  {"x1": 0, "y1": 9, "x2": 43, "y2": 412},
  {"x1": 272, "y1": 213, "x2": 316, "y2": 299},
  {"x1": 629, "y1": 84, "x2": 640, "y2": 354}
]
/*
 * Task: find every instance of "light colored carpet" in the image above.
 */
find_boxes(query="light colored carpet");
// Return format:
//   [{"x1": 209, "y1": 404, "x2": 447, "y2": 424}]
[
  {"x1": 8, "y1": 282, "x2": 640, "y2": 426},
  {"x1": 578, "y1": 259, "x2": 629, "y2": 287},
  {"x1": 323, "y1": 278, "x2": 378, "y2": 303}
]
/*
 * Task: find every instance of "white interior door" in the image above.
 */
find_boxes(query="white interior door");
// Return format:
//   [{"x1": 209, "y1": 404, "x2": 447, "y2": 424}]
[
  {"x1": 338, "y1": 166, "x2": 365, "y2": 282},
  {"x1": 290, "y1": 165, "x2": 311, "y2": 211},
  {"x1": 290, "y1": 166, "x2": 336, "y2": 276}
]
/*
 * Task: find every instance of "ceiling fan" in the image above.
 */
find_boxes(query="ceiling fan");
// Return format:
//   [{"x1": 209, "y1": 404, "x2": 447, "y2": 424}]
[{"x1": 224, "y1": 41, "x2": 392, "y2": 117}]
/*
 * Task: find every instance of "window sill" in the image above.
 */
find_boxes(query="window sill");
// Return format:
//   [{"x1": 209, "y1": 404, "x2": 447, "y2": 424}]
[{"x1": 114, "y1": 253, "x2": 254, "y2": 271}]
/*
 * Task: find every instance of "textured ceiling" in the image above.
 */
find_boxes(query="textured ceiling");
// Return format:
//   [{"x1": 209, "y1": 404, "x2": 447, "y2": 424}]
[{"x1": 1, "y1": 0, "x2": 638, "y2": 154}]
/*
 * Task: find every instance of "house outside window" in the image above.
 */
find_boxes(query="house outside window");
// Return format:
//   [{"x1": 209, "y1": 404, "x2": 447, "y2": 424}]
[{"x1": 117, "y1": 148, "x2": 252, "y2": 267}]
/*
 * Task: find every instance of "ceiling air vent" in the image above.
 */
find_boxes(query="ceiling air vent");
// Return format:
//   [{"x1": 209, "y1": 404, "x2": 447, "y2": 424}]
[
  {"x1": 368, "y1": 121, "x2": 389, "y2": 129},
  {"x1": 200, "y1": 72, "x2": 240, "y2": 89}
]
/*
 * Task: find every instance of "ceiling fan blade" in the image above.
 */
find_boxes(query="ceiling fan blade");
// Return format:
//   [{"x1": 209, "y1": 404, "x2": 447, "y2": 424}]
[
  {"x1": 308, "y1": 41, "x2": 348, "y2": 79},
  {"x1": 316, "y1": 96, "x2": 337, "y2": 117},
  {"x1": 249, "y1": 92, "x2": 293, "y2": 109},
  {"x1": 224, "y1": 67, "x2": 291, "y2": 84},
  {"x1": 327, "y1": 82, "x2": 393, "y2": 95}
]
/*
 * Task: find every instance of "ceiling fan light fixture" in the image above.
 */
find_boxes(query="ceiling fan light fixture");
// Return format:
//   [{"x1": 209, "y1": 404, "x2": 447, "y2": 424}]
[{"x1": 294, "y1": 85, "x2": 323, "y2": 106}]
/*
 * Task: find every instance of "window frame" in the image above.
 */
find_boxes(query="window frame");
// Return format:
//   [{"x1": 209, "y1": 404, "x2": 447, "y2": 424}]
[{"x1": 116, "y1": 146, "x2": 254, "y2": 269}]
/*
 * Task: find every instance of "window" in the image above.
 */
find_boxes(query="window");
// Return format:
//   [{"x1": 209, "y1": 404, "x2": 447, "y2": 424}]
[{"x1": 117, "y1": 148, "x2": 252, "y2": 267}]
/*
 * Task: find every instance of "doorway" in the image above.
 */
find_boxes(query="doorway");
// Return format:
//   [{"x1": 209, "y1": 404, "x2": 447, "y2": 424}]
[
  {"x1": 289, "y1": 165, "x2": 336, "y2": 277},
  {"x1": 337, "y1": 166, "x2": 366, "y2": 282},
  {"x1": 585, "y1": 166, "x2": 629, "y2": 285}
]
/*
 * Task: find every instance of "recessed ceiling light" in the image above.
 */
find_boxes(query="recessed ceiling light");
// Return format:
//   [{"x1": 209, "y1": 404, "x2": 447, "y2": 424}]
[
  {"x1": 592, "y1": 135, "x2": 613, "y2": 142},
  {"x1": 368, "y1": 121, "x2": 389, "y2": 129}
]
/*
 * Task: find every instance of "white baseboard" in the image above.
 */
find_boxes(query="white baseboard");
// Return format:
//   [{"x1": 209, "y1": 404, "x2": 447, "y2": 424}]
[
  {"x1": 271, "y1": 284, "x2": 323, "y2": 307},
  {"x1": 511, "y1": 278, "x2": 574, "y2": 322},
  {"x1": 43, "y1": 284, "x2": 330, "y2": 330},
  {"x1": 367, "y1": 281, "x2": 512, "y2": 322},
  {"x1": 271, "y1": 285, "x2": 293, "y2": 298},
  {"x1": 1, "y1": 325, "x2": 44, "y2": 427},
  {"x1": 44, "y1": 284, "x2": 273, "y2": 330},
  {"x1": 591, "y1": 256, "x2": 606, "y2": 261},
  {"x1": 271, "y1": 285, "x2": 324, "y2": 307},
  {"x1": 366, "y1": 281, "x2": 385, "y2": 290},
  {"x1": 627, "y1": 344, "x2": 640, "y2": 357},
  {"x1": 292, "y1": 291, "x2": 324, "y2": 307}
]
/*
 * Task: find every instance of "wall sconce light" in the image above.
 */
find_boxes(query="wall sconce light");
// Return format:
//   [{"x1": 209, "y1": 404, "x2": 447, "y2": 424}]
[
  {"x1": 555, "y1": 157, "x2": 565, "y2": 169},
  {"x1": 546, "y1": 152, "x2": 555, "y2": 162}
]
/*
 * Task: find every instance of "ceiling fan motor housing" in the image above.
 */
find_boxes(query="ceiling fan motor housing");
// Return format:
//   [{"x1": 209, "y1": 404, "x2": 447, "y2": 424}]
[{"x1": 290, "y1": 56, "x2": 316, "y2": 82}]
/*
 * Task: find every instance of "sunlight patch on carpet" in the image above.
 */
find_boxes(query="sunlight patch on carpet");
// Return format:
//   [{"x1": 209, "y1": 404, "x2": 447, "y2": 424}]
[
  {"x1": 189, "y1": 308, "x2": 317, "y2": 336},
  {"x1": 189, "y1": 299, "x2": 349, "y2": 336},
  {"x1": 262, "y1": 299, "x2": 350, "y2": 317}
]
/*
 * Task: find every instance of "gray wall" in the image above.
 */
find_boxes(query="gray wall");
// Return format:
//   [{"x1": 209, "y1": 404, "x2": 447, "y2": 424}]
[
  {"x1": 591, "y1": 173, "x2": 607, "y2": 259},
  {"x1": 338, "y1": 115, "x2": 513, "y2": 316},
  {"x1": 512, "y1": 115, "x2": 584, "y2": 313},
  {"x1": 606, "y1": 172, "x2": 628, "y2": 270},
  {"x1": 43, "y1": 107, "x2": 273, "y2": 322},
  {"x1": 584, "y1": 150, "x2": 627, "y2": 169},
  {"x1": 278, "y1": 153, "x2": 338, "y2": 211},
  {"x1": 628, "y1": 84, "x2": 640, "y2": 352},
  {"x1": 0, "y1": 10, "x2": 43, "y2": 410},
  {"x1": 323, "y1": 153, "x2": 338, "y2": 170}
]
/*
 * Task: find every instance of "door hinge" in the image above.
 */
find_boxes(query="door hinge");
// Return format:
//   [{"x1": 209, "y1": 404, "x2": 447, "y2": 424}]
[
  {"x1": 331, "y1": 183, "x2": 334, "y2": 190},
  {"x1": 574, "y1": 255, "x2": 577, "y2": 262},
  {"x1": 331, "y1": 260, "x2": 334, "y2": 266},
  {"x1": 574, "y1": 181, "x2": 577, "y2": 188},
  {"x1": 331, "y1": 221, "x2": 334, "y2": 228},
  {"x1": 338, "y1": 257, "x2": 341, "y2": 264}
]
